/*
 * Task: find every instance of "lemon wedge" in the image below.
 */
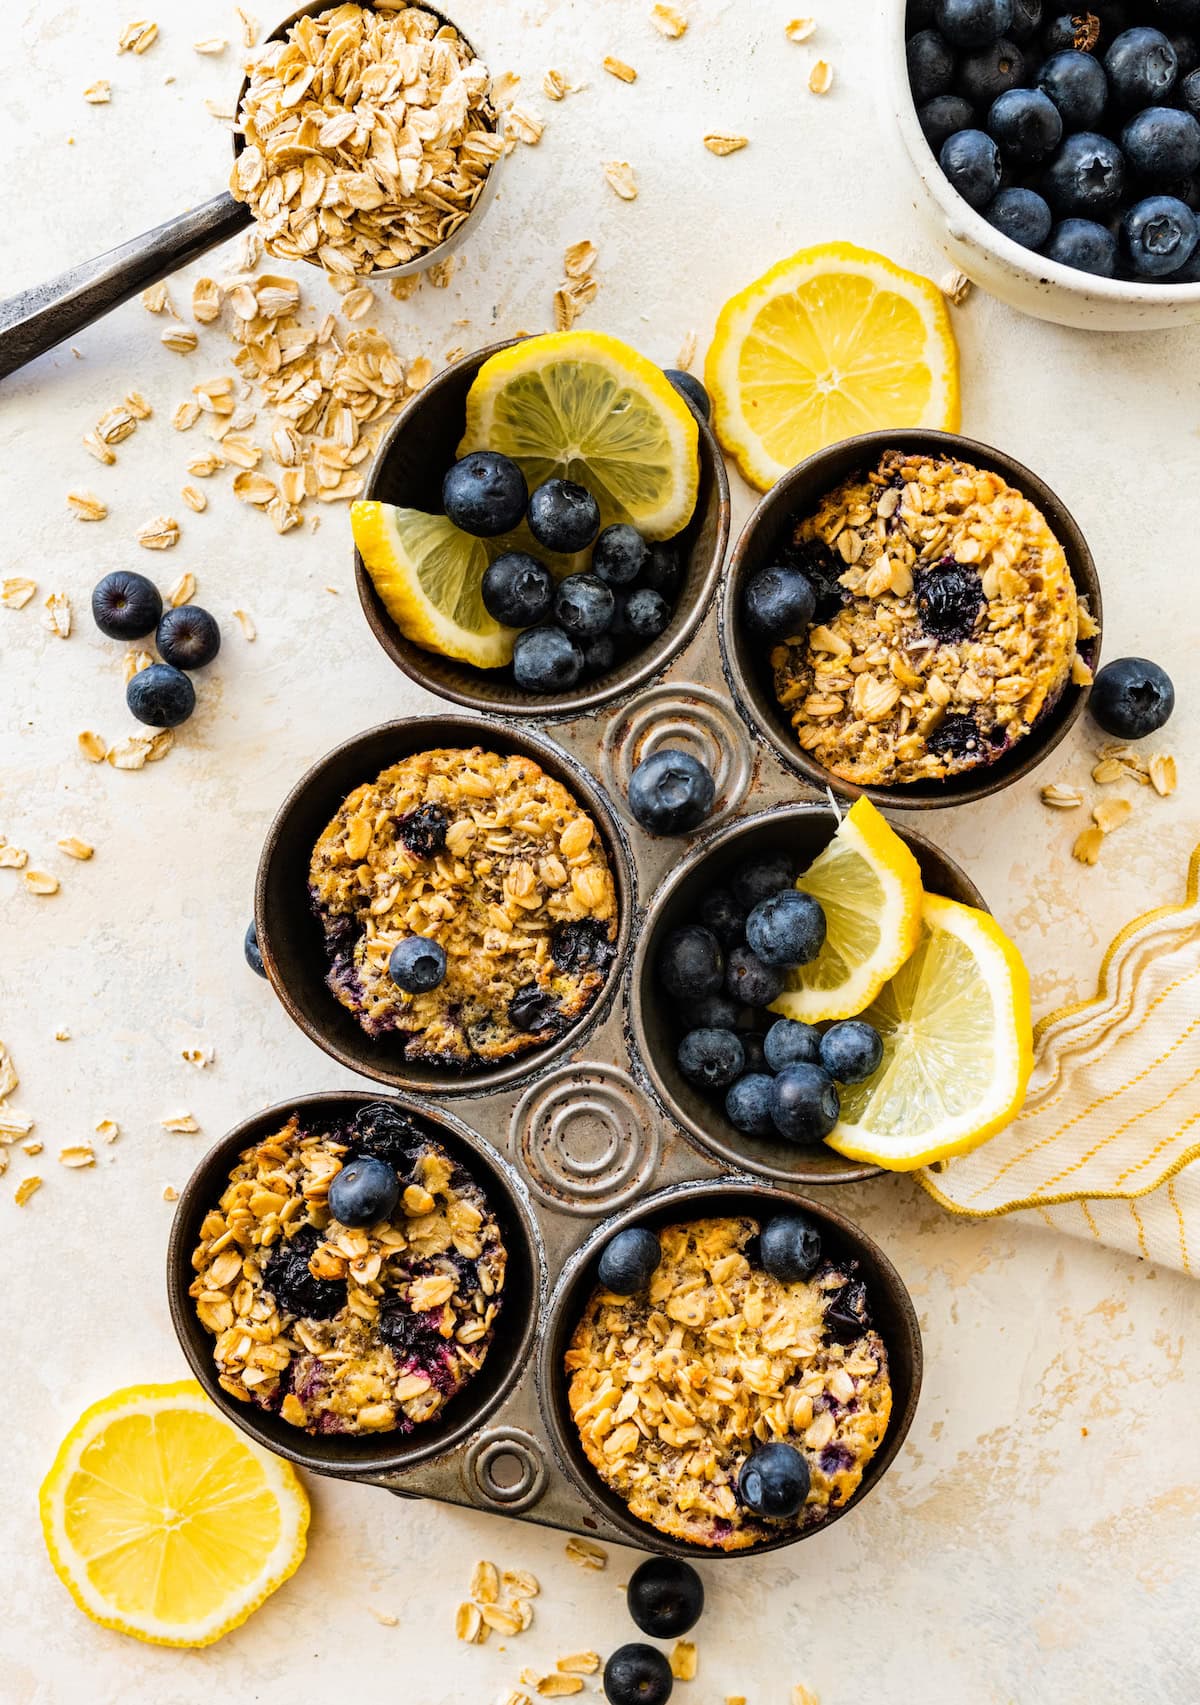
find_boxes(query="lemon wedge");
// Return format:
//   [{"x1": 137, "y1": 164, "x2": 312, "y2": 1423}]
[
  {"x1": 826, "y1": 893, "x2": 1033, "y2": 1171},
  {"x1": 769, "y1": 798, "x2": 924, "y2": 1025},
  {"x1": 353, "y1": 500, "x2": 516, "y2": 668},
  {"x1": 40, "y1": 1380, "x2": 309, "y2": 1648},
  {"x1": 705, "y1": 242, "x2": 960, "y2": 490},
  {"x1": 459, "y1": 330, "x2": 700, "y2": 540}
]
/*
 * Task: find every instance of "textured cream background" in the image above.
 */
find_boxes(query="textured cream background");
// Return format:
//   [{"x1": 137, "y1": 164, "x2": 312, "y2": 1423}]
[{"x1": 2, "y1": 1, "x2": 1199, "y2": 1701}]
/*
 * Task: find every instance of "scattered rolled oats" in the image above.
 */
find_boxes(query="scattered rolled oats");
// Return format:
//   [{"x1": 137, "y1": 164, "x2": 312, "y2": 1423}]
[
  {"x1": 340, "y1": 287, "x2": 375, "y2": 322},
  {"x1": 162, "y1": 325, "x2": 198, "y2": 353},
  {"x1": 1092, "y1": 756, "x2": 1125, "y2": 785},
  {"x1": 126, "y1": 390, "x2": 152, "y2": 419},
  {"x1": 192, "y1": 277, "x2": 223, "y2": 322},
  {"x1": 15, "y1": 1177, "x2": 42, "y2": 1206},
  {"x1": 141, "y1": 282, "x2": 171, "y2": 314},
  {"x1": 1072, "y1": 825, "x2": 1105, "y2": 865},
  {"x1": 137, "y1": 515, "x2": 180, "y2": 549},
  {"x1": 480, "y1": 1603, "x2": 523, "y2": 1637},
  {"x1": 502, "y1": 1569, "x2": 540, "y2": 1599},
  {"x1": 651, "y1": 3, "x2": 688, "y2": 36},
  {"x1": 1149, "y1": 753, "x2": 1177, "y2": 797},
  {"x1": 54, "y1": 1029, "x2": 70, "y2": 1042},
  {"x1": 676, "y1": 329, "x2": 697, "y2": 369},
  {"x1": 603, "y1": 56, "x2": 638, "y2": 82},
  {"x1": 564, "y1": 1536, "x2": 607, "y2": 1570},
  {"x1": 235, "y1": 5, "x2": 258, "y2": 48},
  {"x1": 233, "y1": 608, "x2": 257, "y2": 640},
  {"x1": 161, "y1": 1113, "x2": 200, "y2": 1134},
  {"x1": 455, "y1": 1601, "x2": 485, "y2": 1643},
  {"x1": 172, "y1": 399, "x2": 200, "y2": 431},
  {"x1": 506, "y1": 104, "x2": 545, "y2": 145},
  {"x1": 792, "y1": 1688, "x2": 820, "y2": 1705},
  {"x1": 786, "y1": 17, "x2": 817, "y2": 40},
  {"x1": 0, "y1": 845, "x2": 28, "y2": 869},
  {"x1": 106, "y1": 728, "x2": 174, "y2": 769},
  {"x1": 118, "y1": 20, "x2": 158, "y2": 54},
  {"x1": 543, "y1": 68, "x2": 581, "y2": 100},
  {"x1": 0, "y1": 1109, "x2": 34, "y2": 1138},
  {"x1": 703, "y1": 131, "x2": 749, "y2": 155},
  {"x1": 181, "y1": 1047, "x2": 213, "y2": 1068},
  {"x1": 67, "y1": 490, "x2": 107, "y2": 521},
  {"x1": 180, "y1": 484, "x2": 207, "y2": 514},
  {"x1": 78, "y1": 730, "x2": 108, "y2": 763},
  {"x1": 25, "y1": 871, "x2": 60, "y2": 896},
  {"x1": 556, "y1": 1653, "x2": 600, "y2": 1675},
  {"x1": 470, "y1": 1560, "x2": 500, "y2": 1604},
  {"x1": 82, "y1": 429, "x2": 116, "y2": 464},
  {"x1": 809, "y1": 59, "x2": 834, "y2": 93},
  {"x1": 1093, "y1": 796, "x2": 1132, "y2": 834},
  {"x1": 193, "y1": 35, "x2": 226, "y2": 54},
  {"x1": 2, "y1": 578, "x2": 37, "y2": 609},
  {"x1": 95, "y1": 1119, "x2": 120, "y2": 1143},
  {"x1": 84, "y1": 79, "x2": 112, "y2": 103},
  {"x1": 0, "y1": 1043, "x2": 18, "y2": 1100},
  {"x1": 369, "y1": 1608, "x2": 398, "y2": 1627},
  {"x1": 60, "y1": 1146, "x2": 96, "y2": 1169},
  {"x1": 43, "y1": 593, "x2": 72, "y2": 638},
  {"x1": 57, "y1": 837, "x2": 94, "y2": 860},
  {"x1": 162, "y1": 1184, "x2": 179, "y2": 1201},
  {"x1": 603, "y1": 160, "x2": 638, "y2": 199},
  {"x1": 97, "y1": 403, "x2": 138, "y2": 444},
  {"x1": 1040, "y1": 783, "x2": 1082, "y2": 809},
  {"x1": 563, "y1": 239, "x2": 598, "y2": 279},
  {"x1": 670, "y1": 1642, "x2": 698, "y2": 1681},
  {"x1": 204, "y1": 98, "x2": 236, "y2": 120},
  {"x1": 940, "y1": 268, "x2": 973, "y2": 305}
]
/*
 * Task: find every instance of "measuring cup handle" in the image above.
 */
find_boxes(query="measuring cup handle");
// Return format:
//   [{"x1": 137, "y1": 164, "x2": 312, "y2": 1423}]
[{"x1": 0, "y1": 192, "x2": 253, "y2": 383}]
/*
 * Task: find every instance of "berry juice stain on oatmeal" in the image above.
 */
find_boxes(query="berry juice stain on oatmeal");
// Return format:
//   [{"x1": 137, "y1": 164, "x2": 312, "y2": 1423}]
[{"x1": 771, "y1": 450, "x2": 1092, "y2": 786}]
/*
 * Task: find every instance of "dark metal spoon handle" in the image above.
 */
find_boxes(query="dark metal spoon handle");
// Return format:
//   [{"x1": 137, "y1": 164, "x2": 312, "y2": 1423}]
[{"x1": 0, "y1": 191, "x2": 253, "y2": 383}]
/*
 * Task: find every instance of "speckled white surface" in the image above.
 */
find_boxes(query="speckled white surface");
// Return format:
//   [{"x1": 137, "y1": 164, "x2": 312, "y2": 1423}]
[{"x1": 3, "y1": 2, "x2": 1200, "y2": 1701}]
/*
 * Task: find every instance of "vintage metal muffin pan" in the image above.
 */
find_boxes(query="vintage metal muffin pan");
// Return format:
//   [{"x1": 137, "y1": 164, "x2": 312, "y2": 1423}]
[{"x1": 168, "y1": 394, "x2": 1102, "y2": 1556}]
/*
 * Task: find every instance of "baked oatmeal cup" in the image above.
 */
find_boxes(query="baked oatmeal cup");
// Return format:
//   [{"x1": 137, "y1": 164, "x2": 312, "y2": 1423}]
[
  {"x1": 770, "y1": 448, "x2": 1096, "y2": 787},
  {"x1": 308, "y1": 745, "x2": 618, "y2": 1067},
  {"x1": 189, "y1": 1102, "x2": 506, "y2": 1437},
  {"x1": 564, "y1": 1215, "x2": 891, "y2": 1551}
]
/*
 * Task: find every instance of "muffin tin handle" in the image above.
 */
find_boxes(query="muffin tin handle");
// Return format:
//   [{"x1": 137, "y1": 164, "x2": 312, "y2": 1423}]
[{"x1": 0, "y1": 191, "x2": 251, "y2": 383}]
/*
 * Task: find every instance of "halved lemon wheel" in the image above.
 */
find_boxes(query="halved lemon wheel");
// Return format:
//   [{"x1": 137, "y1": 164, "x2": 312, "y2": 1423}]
[
  {"x1": 825, "y1": 893, "x2": 1034, "y2": 1172},
  {"x1": 459, "y1": 330, "x2": 700, "y2": 540},
  {"x1": 705, "y1": 242, "x2": 960, "y2": 490},
  {"x1": 769, "y1": 798, "x2": 925, "y2": 1025},
  {"x1": 40, "y1": 1381, "x2": 309, "y2": 1648}
]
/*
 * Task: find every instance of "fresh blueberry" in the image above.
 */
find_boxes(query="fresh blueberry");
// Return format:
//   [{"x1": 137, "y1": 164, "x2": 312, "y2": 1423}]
[
  {"x1": 698, "y1": 887, "x2": 747, "y2": 947},
  {"x1": 915, "y1": 558, "x2": 986, "y2": 640},
  {"x1": 328, "y1": 1154, "x2": 400, "y2": 1227},
  {"x1": 509, "y1": 986, "x2": 560, "y2": 1032},
  {"x1": 626, "y1": 1558, "x2": 704, "y2": 1639},
  {"x1": 263, "y1": 1224, "x2": 344, "y2": 1320},
  {"x1": 1122, "y1": 106, "x2": 1200, "y2": 179},
  {"x1": 352, "y1": 1102, "x2": 424, "y2": 1169},
  {"x1": 639, "y1": 541, "x2": 683, "y2": 599},
  {"x1": 1106, "y1": 27, "x2": 1178, "y2": 107},
  {"x1": 730, "y1": 853, "x2": 799, "y2": 911},
  {"x1": 759, "y1": 1212, "x2": 824, "y2": 1282},
  {"x1": 126, "y1": 662, "x2": 195, "y2": 728},
  {"x1": 819, "y1": 1020, "x2": 885, "y2": 1083},
  {"x1": 527, "y1": 479, "x2": 601, "y2": 552},
  {"x1": 745, "y1": 889, "x2": 827, "y2": 968},
  {"x1": 1089, "y1": 657, "x2": 1175, "y2": 738},
  {"x1": 763, "y1": 1018, "x2": 823, "y2": 1072},
  {"x1": 935, "y1": 0, "x2": 1015, "y2": 48},
  {"x1": 988, "y1": 87, "x2": 1062, "y2": 159},
  {"x1": 908, "y1": 28, "x2": 956, "y2": 102},
  {"x1": 726, "y1": 1070, "x2": 777, "y2": 1136},
  {"x1": 244, "y1": 919, "x2": 267, "y2": 977},
  {"x1": 91, "y1": 570, "x2": 162, "y2": 639},
  {"x1": 769, "y1": 1063, "x2": 840, "y2": 1143},
  {"x1": 388, "y1": 935, "x2": 447, "y2": 993},
  {"x1": 986, "y1": 184, "x2": 1054, "y2": 245},
  {"x1": 939, "y1": 126, "x2": 1004, "y2": 206},
  {"x1": 592, "y1": 523, "x2": 648, "y2": 586},
  {"x1": 603, "y1": 1643, "x2": 674, "y2": 1705},
  {"x1": 1122, "y1": 192, "x2": 1198, "y2": 272},
  {"x1": 482, "y1": 552, "x2": 554, "y2": 626},
  {"x1": 678, "y1": 1027, "x2": 746, "y2": 1090},
  {"x1": 555, "y1": 572, "x2": 615, "y2": 638},
  {"x1": 658, "y1": 924, "x2": 724, "y2": 998},
  {"x1": 1183, "y1": 66, "x2": 1200, "y2": 115},
  {"x1": 628, "y1": 748, "x2": 716, "y2": 834},
  {"x1": 512, "y1": 625, "x2": 584, "y2": 692},
  {"x1": 156, "y1": 604, "x2": 221, "y2": 670},
  {"x1": 442, "y1": 450, "x2": 527, "y2": 537},
  {"x1": 825, "y1": 1277, "x2": 871, "y2": 1341},
  {"x1": 598, "y1": 1228, "x2": 662, "y2": 1295},
  {"x1": 737, "y1": 1442, "x2": 812, "y2": 1519},
  {"x1": 725, "y1": 943, "x2": 786, "y2": 1008},
  {"x1": 664, "y1": 368, "x2": 711, "y2": 418},
  {"x1": 927, "y1": 711, "x2": 987, "y2": 763},
  {"x1": 920, "y1": 92, "x2": 977, "y2": 149},
  {"x1": 685, "y1": 992, "x2": 743, "y2": 1030},
  {"x1": 958, "y1": 37, "x2": 1026, "y2": 105},
  {"x1": 1042, "y1": 130, "x2": 1126, "y2": 213},
  {"x1": 1043, "y1": 215, "x2": 1119, "y2": 273},
  {"x1": 397, "y1": 804, "x2": 448, "y2": 860},
  {"x1": 581, "y1": 633, "x2": 616, "y2": 676},
  {"x1": 1170, "y1": 236, "x2": 1200, "y2": 276},
  {"x1": 1036, "y1": 49, "x2": 1109, "y2": 127},
  {"x1": 623, "y1": 587, "x2": 671, "y2": 640},
  {"x1": 1008, "y1": 0, "x2": 1043, "y2": 41},
  {"x1": 743, "y1": 564, "x2": 817, "y2": 638},
  {"x1": 1042, "y1": 9, "x2": 1101, "y2": 53}
]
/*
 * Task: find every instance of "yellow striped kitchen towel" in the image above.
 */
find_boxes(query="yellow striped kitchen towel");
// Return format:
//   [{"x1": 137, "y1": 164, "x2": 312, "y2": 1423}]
[{"x1": 921, "y1": 844, "x2": 1200, "y2": 1274}]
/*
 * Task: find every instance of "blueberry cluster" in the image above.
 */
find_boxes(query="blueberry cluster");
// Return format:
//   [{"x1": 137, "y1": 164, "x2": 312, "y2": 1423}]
[
  {"x1": 441, "y1": 448, "x2": 686, "y2": 695},
  {"x1": 907, "y1": 0, "x2": 1200, "y2": 280},
  {"x1": 656, "y1": 852, "x2": 884, "y2": 1145},
  {"x1": 91, "y1": 570, "x2": 221, "y2": 729}
]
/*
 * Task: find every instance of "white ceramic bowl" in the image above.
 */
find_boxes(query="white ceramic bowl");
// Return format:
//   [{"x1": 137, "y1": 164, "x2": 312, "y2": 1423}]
[{"x1": 887, "y1": 2, "x2": 1200, "y2": 330}]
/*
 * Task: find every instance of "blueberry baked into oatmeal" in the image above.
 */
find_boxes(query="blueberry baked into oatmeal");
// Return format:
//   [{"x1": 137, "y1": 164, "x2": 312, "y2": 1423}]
[
  {"x1": 564, "y1": 1215, "x2": 891, "y2": 1550},
  {"x1": 309, "y1": 746, "x2": 618, "y2": 1066},
  {"x1": 767, "y1": 450, "x2": 1096, "y2": 786},
  {"x1": 190, "y1": 1102, "x2": 506, "y2": 1435}
]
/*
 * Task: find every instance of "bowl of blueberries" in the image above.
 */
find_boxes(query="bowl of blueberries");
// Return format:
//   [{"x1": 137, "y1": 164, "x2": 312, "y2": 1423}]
[
  {"x1": 893, "y1": 0, "x2": 1200, "y2": 327},
  {"x1": 629, "y1": 803, "x2": 986, "y2": 1185},
  {"x1": 355, "y1": 340, "x2": 730, "y2": 718}
]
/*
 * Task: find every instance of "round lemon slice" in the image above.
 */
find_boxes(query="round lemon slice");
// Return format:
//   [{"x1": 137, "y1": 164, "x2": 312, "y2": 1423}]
[
  {"x1": 705, "y1": 242, "x2": 960, "y2": 490},
  {"x1": 769, "y1": 798, "x2": 924, "y2": 1025},
  {"x1": 352, "y1": 500, "x2": 516, "y2": 668},
  {"x1": 826, "y1": 893, "x2": 1034, "y2": 1171},
  {"x1": 459, "y1": 330, "x2": 700, "y2": 540},
  {"x1": 40, "y1": 1380, "x2": 309, "y2": 1648}
]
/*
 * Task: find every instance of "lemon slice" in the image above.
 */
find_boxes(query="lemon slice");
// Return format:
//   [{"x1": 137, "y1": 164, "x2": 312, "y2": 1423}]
[
  {"x1": 352, "y1": 500, "x2": 516, "y2": 668},
  {"x1": 459, "y1": 330, "x2": 700, "y2": 540},
  {"x1": 826, "y1": 893, "x2": 1033, "y2": 1171},
  {"x1": 705, "y1": 242, "x2": 960, "y2": 490},
  {"x1": 40, "y1": 1380, "x2": 309, "y2": 1648},
  {"x1": 769, "y1": 798, "x2": 924, "y2": 1025}
]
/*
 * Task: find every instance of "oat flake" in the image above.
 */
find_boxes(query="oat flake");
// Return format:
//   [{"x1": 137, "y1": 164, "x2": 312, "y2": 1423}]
[{"x1": 603, "y1": 160, "x2": 638, "y2": 200}]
